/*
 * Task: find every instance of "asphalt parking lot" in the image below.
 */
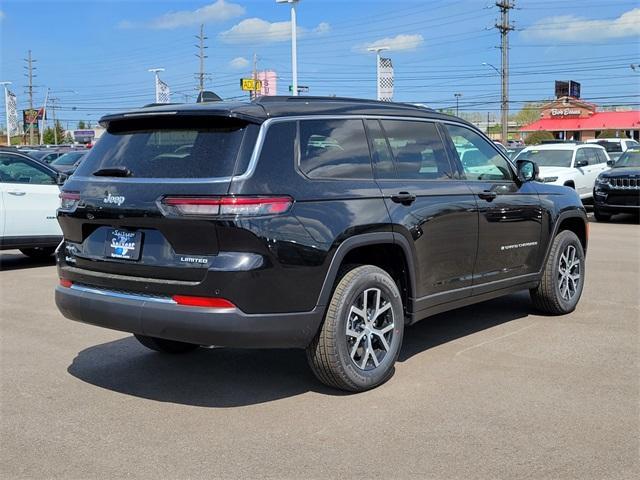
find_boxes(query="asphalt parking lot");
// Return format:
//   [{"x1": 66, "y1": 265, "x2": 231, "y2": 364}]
[{"x1": 1, "y1": 215, "x2": 638, "y2": 479}]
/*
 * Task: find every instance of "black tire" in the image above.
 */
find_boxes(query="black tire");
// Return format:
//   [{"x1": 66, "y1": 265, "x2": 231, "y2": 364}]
[
  {"x1": 19, "y1": 247, "x2": 55, "y2": 258},
  {"x1": 593, "y1": 206, "x2": 611, "y2": 222},
  {"x1": 306, "y1": 265, "x2": 404, "y2": 392},
  {"x1": 530, "y1": 230, "x2": 585, "y2": 315},
  {"x1": 134, "y1": 334, "x2": 199, "y2": 354}
]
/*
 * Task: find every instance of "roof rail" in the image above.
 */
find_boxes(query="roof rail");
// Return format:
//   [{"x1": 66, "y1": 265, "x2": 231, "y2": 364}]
[
  {"x1": 142, "y1": 102, "x2": 182, "y2": 108},
  {"x1": 254, "y1": 95, "x2": 433, "y2": 110}
]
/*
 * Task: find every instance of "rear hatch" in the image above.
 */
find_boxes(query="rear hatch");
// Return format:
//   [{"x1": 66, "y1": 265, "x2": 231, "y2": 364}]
[{"x1": 58, "y1": 114, "x2": 259, "y2": 286}]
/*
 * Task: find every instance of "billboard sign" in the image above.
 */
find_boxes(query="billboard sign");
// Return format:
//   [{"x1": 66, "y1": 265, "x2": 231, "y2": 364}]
[
  {"x1": 240, "y1": 78, "x2": 263, "y2": 91},
  {"x1": 555, "y1": 80, "x2": 581, "y2": 99},
  {"x1": 258, "y1": 70, "x2": 277, "y2": 96}
]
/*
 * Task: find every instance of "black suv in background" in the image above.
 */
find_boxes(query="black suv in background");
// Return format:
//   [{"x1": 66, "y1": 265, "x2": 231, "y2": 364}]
[
  {"x1": 593, "y1": 148, "x2": 640, "y2": 221},
  {"x1": 55, "y1": 97, "x2": 588, "y2": 392}
]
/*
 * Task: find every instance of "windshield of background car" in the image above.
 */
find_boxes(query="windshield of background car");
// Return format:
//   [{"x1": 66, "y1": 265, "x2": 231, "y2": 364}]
[
  {"x1": 516, "y1": 149, "x2": 573, "y2": 167},
  {"x1": 614, "y1": 150, "x2": 640, "y2": 167},
  {"x1": 52, "y1": 151, "x2": 85, "y2": 166},
  {"x1": 596, "y1": 141, "x2": 623, "y2": 153},
  {"x1": 73, "y1": 116, "x2": 250, "y2": 178}
]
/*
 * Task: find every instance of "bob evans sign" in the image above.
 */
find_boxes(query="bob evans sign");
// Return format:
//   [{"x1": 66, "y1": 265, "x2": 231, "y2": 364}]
[{"x1": 550, "y1": 108, "x2": 581, "y2": 117}]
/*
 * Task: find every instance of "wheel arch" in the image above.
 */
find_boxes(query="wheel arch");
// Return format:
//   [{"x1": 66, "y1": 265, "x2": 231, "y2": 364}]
[{"x1": 316, "y1": 233, "x2": 417, "y2": 321}]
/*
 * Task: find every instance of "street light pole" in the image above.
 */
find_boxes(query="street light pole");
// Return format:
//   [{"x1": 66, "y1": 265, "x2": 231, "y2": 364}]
[
  {"x1": 277, "y1": 0, "x2": 299, "y2": 96},
  {"x1": 367, "y1": 46, "x2": 390, "y2": 101},
  {"x1": 482, "y1": 62, "x2": 502, "y2": 139},
  {"x1": 0, "y1": 81, "x2": 12, "y2": 146},
  {"x1": 454, "y1": 93, "x2": 463, "y2": 117}
]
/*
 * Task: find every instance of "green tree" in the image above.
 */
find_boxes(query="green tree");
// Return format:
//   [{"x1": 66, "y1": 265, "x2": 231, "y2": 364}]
[
  {"x1": 77, "y1": 120, "x2": 86, "y2": 129},
  {"x1": 525, "y1": 131, "x2": 555, "y2": 145},
  {"x1": 511, "y1": 102, "x2": 543, "y2": 126},
  {"x1": 597, "y1": 129, "x2": 628, "y2": 139},
  {"x1": 42, "y1": 120, "x2": 66, "y2": 145}
]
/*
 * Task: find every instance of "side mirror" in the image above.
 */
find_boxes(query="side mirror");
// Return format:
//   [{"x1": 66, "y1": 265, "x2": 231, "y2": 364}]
[
  {"x1": 516, "y1": 160, "x2": 538, "y2": 182},
  {"x1": 606, "y1": 159, "x2": 615, "y2": 167},
  {"x1": 576, "y1": 159, "x2": 589, "y2": 168}
]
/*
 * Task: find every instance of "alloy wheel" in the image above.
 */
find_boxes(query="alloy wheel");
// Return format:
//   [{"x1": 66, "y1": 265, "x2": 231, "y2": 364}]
[
  {"x1": 558, "y1": 244, "x2": 581, "y2": 301},
  {"x1": 345, "y1": 287, "x2": 395, "y2": 370}
]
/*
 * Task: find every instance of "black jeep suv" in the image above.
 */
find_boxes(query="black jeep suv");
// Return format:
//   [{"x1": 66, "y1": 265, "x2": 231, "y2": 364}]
[
  {"x1": 55, "y1": 97, "x2": 588, "y2": 392},
  {"x1": 593, "y1": 148, "x2": 640, "y2": 221}
]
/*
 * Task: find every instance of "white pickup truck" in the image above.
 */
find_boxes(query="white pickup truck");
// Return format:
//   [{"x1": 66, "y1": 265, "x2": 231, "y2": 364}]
[{"x1": 0, "y1": 150, "x2": 64, "y2": 257}]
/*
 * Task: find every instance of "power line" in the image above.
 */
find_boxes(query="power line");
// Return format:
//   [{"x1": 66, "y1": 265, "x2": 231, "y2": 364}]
[{"x1": 495, "y1": 0, "x2": 515, "y2": 142}]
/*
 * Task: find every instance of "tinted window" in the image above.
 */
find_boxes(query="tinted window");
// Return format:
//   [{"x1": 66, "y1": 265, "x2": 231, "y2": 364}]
[
  {"x1": 445, "y1": 124, "x2": 512, "y2": 181},
  {"x1": 74, "y1": 116, "x2": 249, "y2": 179},
  {"x1": 299, "y1": 119, "x2": 372, "y2": 179},
  {"x1": 258, "y1": 121, "x2": 296, "y2": 172},
  {"x1": 594, "y1": 149, "x2": 608, "y2": 164},
  {"x1": 0, "y1": 154, "x2": 56, "y2": 185},
  {"x1": 365, "y1": 119, "x2": 395, "y2": 179},
  {"x1": 381, "y1": 120, "x2": 453, "y2": 180},
  {"x1": 575, "y1": 149, "x2": 588, "y2": 166}
]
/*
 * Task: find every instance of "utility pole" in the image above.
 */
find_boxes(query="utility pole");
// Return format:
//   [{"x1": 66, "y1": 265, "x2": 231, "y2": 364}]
[
  {"x1": 454, "y1": 93, "x2": 463, "y2": 117},
  {"x1": 495, "y1": 1, "x2": 514, "y2": 144},
  {"x1": 195, "y1": 24, "x2": 208, "y2": 96},
  {"x1": 24, "y1": 50, "x2": 36, "y2": 145},
  {"x1": 251, "y1": 53, "x2": 258, "y2": 101},
  {"x1": 50, "y1": 97, "x2": 59, "y2": 144}
]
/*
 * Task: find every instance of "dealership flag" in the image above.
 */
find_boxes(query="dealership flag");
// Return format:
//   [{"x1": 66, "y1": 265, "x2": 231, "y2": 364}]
[
  {"x1": 5, "y1": 89, "x2": 19, "y2": 135},
  {"x1": 378, "y1": 57, "x2": 394, "y2": 102},
  {"x1": 155, "y1": 77, "x2": 171, "y2": 104}
]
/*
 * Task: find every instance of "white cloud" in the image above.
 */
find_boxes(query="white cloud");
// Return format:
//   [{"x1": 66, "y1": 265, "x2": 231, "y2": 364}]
[
  {"x1": 0, "y1": 10, "x2": 5, "y2": 21},
  {"x1": 314, "y1": 22, "x2": 331, "y2": 34},
  {"x1": 522, "y1": 8, "x2": 640, "y2": 42},
  {"x1": 219, "y1": 17, "x2": 330, "y2": 44},
  {"x1": 357, "y1": 34, "x2": 424, "y2": 53},
  {"x1": 119, "y1": 0, "x2": 244, "y2": 30},
  {"x1": 229, "y1": 56, "x2": 250, "y2": 69}
]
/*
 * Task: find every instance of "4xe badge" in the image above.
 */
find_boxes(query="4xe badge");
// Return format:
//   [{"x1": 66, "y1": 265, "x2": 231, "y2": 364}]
[{"x1": 103, "y1": 193, "x2": 125, "y2": 206}]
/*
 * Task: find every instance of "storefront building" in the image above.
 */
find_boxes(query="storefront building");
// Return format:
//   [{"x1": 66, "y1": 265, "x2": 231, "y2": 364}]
[{"x1": 521, "y1": 97, "x2": 640, "y2": 141}]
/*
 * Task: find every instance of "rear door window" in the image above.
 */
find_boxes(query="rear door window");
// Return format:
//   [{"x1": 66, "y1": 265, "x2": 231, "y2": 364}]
[
  {"x1": 298, "y1": 119, "x2": 372, "y2": 179},
  {"x1": 74, "y1": 116, "x2": 250, "y2": 179},
  {"x1": 380, "y1": 120, "x2": 454, "y2": 180}
]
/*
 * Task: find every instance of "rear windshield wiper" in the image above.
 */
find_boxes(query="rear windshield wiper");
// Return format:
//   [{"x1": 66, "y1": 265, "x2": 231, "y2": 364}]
[{"x1": 92, "y1": 166, "x2": 133, "y2": 177}]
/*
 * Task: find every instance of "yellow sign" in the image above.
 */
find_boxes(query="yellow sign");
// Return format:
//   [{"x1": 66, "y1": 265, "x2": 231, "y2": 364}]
[{"x1": 240, "y1": 78, "x2": 263, "y2": 91}]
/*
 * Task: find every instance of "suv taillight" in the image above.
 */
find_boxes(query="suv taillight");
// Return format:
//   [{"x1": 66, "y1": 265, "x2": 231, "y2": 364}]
[
  {"x1": 59, "y1": 191, "x2": 80, "y2": 211},
  {"x1": 160, "y1": 196, "x2": 293, "y2": 217}
]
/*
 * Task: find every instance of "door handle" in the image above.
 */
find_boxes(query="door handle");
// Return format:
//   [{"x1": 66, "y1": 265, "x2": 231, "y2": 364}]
[
  {"x1": 391, "y1": 191, "x2": 416, "y2": 205},
  {"x1": 8, "y1": 191, "x2": 26, "y2": 196},
  {"x1": 478, "y1": 190, "x2": 498, "y2": 201}
]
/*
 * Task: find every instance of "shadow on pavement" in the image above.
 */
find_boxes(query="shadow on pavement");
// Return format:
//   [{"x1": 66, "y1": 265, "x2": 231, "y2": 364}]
[
  {"x1": 68, "y1": 291, "x2": 535, "y2": 407},
  {"x1": 588, "y1": 212, "x2": 639, "y2": 225},
  {"x1": 0, "y1": 251, "x2": 56, "y2": 271}
]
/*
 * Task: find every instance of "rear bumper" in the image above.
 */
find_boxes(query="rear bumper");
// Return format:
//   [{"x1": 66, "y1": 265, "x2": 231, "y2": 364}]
[{"x1": 55, "y1": 284, "x2": 323, "y2": 348}]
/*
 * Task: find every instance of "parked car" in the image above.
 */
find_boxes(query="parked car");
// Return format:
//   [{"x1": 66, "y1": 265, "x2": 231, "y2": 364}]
[
  {"x1": 506, "y1": 146, "x2": 524, "y2": 159},
  {"x1": 586, "y1": 138, "x2": 640, "y2": 163},
  {"x1": 27, "y1": 149, "x2": 65, "y2": 164},
  {"x1": 593, "y1": 148, "x2": 640, "y2": 221},
  {"x1": 55, "y1": 97, "x2": 588, "y2": 392},
  {"x1": 50, "y1": 151, "x2": 87, "y2": 174},
  {"x1": 514, "y1": 143, "x2": 610, "y2": 200},
  {"x1": 0, "y1": 150, "x2": 65, "y2": 257}
]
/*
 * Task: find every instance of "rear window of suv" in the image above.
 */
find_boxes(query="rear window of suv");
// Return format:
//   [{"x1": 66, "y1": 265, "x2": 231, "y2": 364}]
[{"x1": 74, "y1": 116, "x2": 251, "y2": 179}]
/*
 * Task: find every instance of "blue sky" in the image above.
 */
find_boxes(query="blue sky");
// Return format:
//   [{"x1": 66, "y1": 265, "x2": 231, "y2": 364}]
[{"x1": 0, "y1": 0, "x2": 639, "y2": 129}]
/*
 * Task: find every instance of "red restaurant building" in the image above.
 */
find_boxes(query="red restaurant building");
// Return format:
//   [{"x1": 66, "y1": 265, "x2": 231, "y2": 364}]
[{"x1": 521, "y1": 97, "x2": 640, "y2": 142}]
